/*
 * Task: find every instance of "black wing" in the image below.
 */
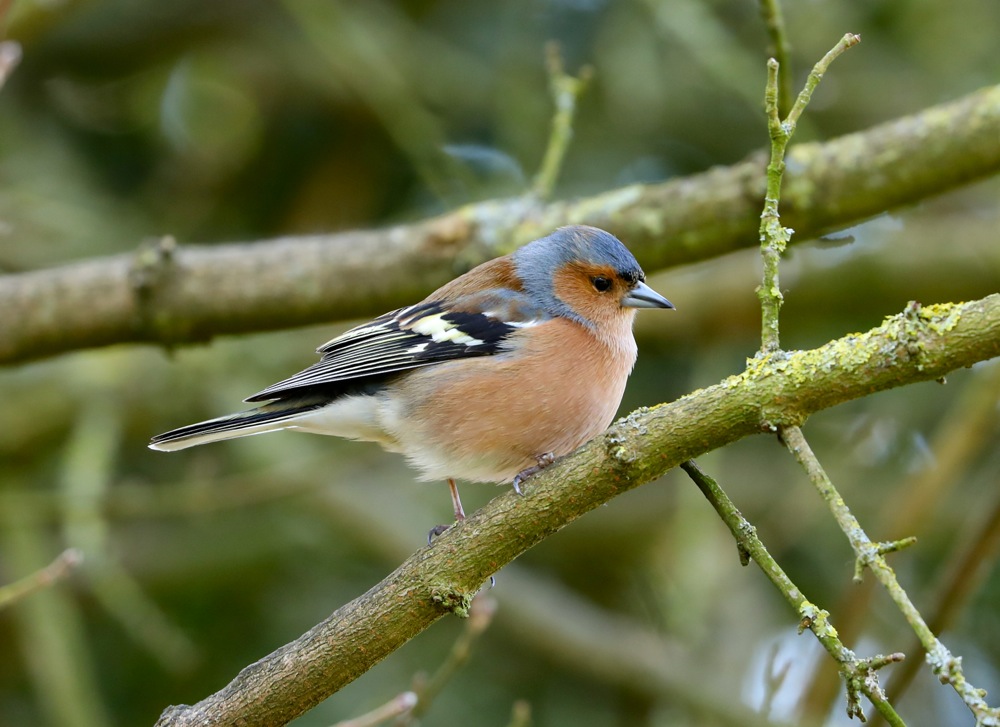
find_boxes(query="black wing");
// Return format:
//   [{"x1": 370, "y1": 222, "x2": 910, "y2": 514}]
[{"x1": 245, "y1": 297, "x2": 542, "y2": 402}]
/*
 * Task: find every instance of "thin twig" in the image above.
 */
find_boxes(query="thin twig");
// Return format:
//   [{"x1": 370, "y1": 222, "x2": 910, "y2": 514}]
[
  {"x1": 531, "y1": 42, "x2": 593, "y2": 200},
  {"x1": 879, "y1": 492, "x2": 1000, "y2": 722},
  {"x1": 400, "y1": 594, "x2": 497, "y2": 722},
  {"x1": 0, "y1": 548, "x2": 83, "y2": 611},
  {"x1": 786, "y1": 33, "x2": 860, "y2": 129},
  {"x1": 680, "y1": 461, "x2": 905, "y2": 725},
  {"x1": 758, "y1": 58, "x2": 787, "y2": 352},
  {"x1": 802, "y1": 359, "x2": 1000, "y2": 718},
  {"x1": 757, "y1": 0, "x2": 793, "y2": 116},
  {"x1": 332, "y1": 693, "x2": 417, "y2": 727},
  {"x1": 758, "y1": 33, "x2": 860, "y2": 352},
  {"x1": 757, "y1": 28, "x2": 997, "y2": 724},
  {"x1": 781, "y1": 426, "x2": 1000, "y2": 726}
]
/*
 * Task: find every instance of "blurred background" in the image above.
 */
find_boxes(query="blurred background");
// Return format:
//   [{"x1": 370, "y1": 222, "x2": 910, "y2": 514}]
[{"x1": 1, "y1": 0, "x2": 999, "y2": 725}]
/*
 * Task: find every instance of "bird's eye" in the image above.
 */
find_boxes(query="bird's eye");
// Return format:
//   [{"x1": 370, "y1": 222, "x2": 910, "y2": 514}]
[{"x1": 591, "y1": 276, "x2": 613, "y2": 292}]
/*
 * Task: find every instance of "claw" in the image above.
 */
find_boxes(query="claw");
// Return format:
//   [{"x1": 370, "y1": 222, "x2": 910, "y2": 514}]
[
  {"x1": 427, "y1": 478, "x2": 467, "y2": 544},
  {"x1": 512, "y1": 452, "x2": 556, "y2": 494},
  {"x1": 427, "y1": 523, "x2": 451, "y2": 544}
]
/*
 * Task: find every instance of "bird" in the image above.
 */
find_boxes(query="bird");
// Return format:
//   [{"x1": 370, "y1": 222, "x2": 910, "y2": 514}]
[{"x1": 150, "y1": 225, "x2": 674, "y2": 532}]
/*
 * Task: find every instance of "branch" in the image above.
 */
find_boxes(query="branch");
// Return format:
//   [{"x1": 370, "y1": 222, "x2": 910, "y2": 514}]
[
  {"x1": 759, "y1": 33, "x2": 860, "y2": 352},
  {"x1": 757, "y1": 0, "x2": 792, "y2": 115},
  {"x1": 802, "y1": 359, "x2": 1000, "y2": 719},
  {"x1": 755, "y1": 31, "x2": 905, "y2": 721},
  {"x1": 782, "y1": 426, "x2": 1000, "y2": 725},
  {"x1": 681, "y1": 461, "x2": 904, "y2": 725},
  {"x1": 531, "y1": 42, "x2": 593, "y2": 200},
  {"x1": 882, "y1": 491, "x2": 1000, "y2": 718},
  {"x1": 3, "y1": 83, "x2": 1000, "y2": 365},
  {"x1": 0, "y1": 548, "x2": 83, "y2": 611},
  {"x1": 155, "y1": 293, "x2": 1000, "y2": 726},
  {"x1": 401, "y1": 594, "x2": 496, "y2": 722}
]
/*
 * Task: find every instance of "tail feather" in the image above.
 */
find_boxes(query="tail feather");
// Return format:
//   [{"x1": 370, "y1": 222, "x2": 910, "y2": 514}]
[{"x1": 149, "y1": 402, "x2": 324, "y2": 452}]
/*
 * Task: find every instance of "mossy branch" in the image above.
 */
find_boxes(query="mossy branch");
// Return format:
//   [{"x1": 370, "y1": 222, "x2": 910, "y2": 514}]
[
  {"x1": 759, "y1": 33, "x2": 860, "y2": 351},
  {"x1": 751, "y1": 29, "x2": 997, "y2": 723},
  {"x1": 751, "y1": 29, "x2": 906, "y2": 722},
  {"x1": 681, "y1": 461, "x2": 905, "y2": 725},
  {"x1": 757, "y1": 0, "x2": 792, "y2": 115},
  {"x1": 2, "y1": 83, "x2": 1000, "y2": 366},
  {"x1": 154, "y1": 292, "x2": 1000, "y2": 727},
  {"x1": 782, "y1": 426, "x2": 1000, "y2": 725}
]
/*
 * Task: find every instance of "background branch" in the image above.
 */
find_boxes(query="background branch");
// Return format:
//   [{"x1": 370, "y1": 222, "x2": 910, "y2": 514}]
[
  {"x1": 155, "y1": 293, "x2": 1000, "y2": 726},
  {"x1": 531, "y1": 43, "x2": 593, "y2": 201},
  {"x1": 0, "y1": 548, "x2": 82, "y2": 611},
  {"x1": 1, "y1": 83, "x2": 999, "y2": 366}
]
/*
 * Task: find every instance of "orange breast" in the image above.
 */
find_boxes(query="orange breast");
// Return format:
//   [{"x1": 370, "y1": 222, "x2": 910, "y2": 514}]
[{"x1": 382, "y1": 316, "x2": 637, "y2": 482}]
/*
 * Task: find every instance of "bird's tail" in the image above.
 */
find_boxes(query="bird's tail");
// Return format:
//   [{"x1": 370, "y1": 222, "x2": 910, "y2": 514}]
[{"x1": 149, "y1": 400, "x2": 324, "y2": 452}]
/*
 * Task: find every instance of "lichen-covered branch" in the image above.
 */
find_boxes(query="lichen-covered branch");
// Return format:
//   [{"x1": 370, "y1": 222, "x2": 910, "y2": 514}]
[
  {"x1": 758, "y1": 56, "x2": 788, "y2": 352},
  {"x1": 154, "y1": 292, "x2": 1000, "y2": 727},
  {"x1": 883, "y1": 490, "x2": 1000, "y2": 717},
  {"x1": 681, "y1": 461, "x2": 904, "y2": 725},
  {"x1": 2, "y1": 83, "x2": 1000, "y2": 366},
  {"x1": 759, "y1": 33, "x2": 860, "y2": 352},
  {"x1": 782, "y1": 426, "x2": 1000, "y2": 726},
  {"x1": 757, "y1": 0, "x2": 792, "y2": 115}
]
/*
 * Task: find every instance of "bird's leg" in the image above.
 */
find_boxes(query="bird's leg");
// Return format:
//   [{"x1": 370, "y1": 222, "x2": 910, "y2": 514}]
[
  {"x1": 428, "y1": 478, "x2": 465, "y2": 542},
  {"x1": 512, "y1": 452, "x2": 556, "y2": 495},
  {"x1": 447, "y1": 477, "x2": 466, "y2": 521}
]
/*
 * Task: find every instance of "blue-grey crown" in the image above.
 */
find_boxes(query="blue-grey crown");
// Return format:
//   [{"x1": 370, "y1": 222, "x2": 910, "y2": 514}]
[{"x1": 512, "y1": 225, "x2": 644, "y2": 324}]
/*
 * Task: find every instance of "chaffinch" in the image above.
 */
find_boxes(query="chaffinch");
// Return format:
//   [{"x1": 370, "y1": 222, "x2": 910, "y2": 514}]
[{"x1": 150, "y1": 225, "x2": 673, "y2": 528}]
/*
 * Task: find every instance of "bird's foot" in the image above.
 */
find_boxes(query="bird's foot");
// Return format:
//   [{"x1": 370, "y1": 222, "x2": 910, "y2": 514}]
[
  {"x1": 427, "y1": 478, "x2": 466, "y2": 544},
  {"x1": 427, "y1": 522, "x2": 452, "y2": 543},
  {"x1": 512, "y1": 452, "x2": 556, "y2": 495}
]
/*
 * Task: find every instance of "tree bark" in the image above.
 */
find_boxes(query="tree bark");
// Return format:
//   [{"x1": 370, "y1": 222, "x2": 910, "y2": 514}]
[{"x1": 2, "y1": 84, "x2": 999, "y2": 366}]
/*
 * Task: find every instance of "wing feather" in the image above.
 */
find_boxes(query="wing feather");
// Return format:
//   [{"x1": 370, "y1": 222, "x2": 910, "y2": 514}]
[{"x1": 245, "y1": 294, "x2": 544, "y2": 403}]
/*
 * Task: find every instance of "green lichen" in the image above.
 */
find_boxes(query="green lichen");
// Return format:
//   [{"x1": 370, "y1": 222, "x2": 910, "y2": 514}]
[
  {"x1": 430, "y1": 585, "x2": 473, "y2": 618},
  {"x1": 799, "y1": 600, "x2": 839, "y2": 639},
  {"x1": 919, "y1": 301, "x2": 963, "y2": 334}
]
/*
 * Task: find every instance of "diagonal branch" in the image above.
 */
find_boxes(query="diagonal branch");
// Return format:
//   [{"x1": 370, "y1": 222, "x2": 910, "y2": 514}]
[
  {"x1": 2, "y1": 84, "x2": 1000, "y2": 366},
  {"x1": 782, "y1": 425, "x2": 1000, "y2": 724},
  {"x1": 0, "y1": 548, "x2": 82, "y2": 611},
  {"x1": 681, "y1": 460, "x2": 905, "y2": 725},
  {"x1": 155, "y1": 293, "x2": 1000, "y2": 727}
]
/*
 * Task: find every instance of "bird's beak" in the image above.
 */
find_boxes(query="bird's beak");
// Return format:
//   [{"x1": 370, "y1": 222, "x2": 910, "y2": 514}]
[{"x1": 622, "y1": 281, "x2": 674, "y2": 309}]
